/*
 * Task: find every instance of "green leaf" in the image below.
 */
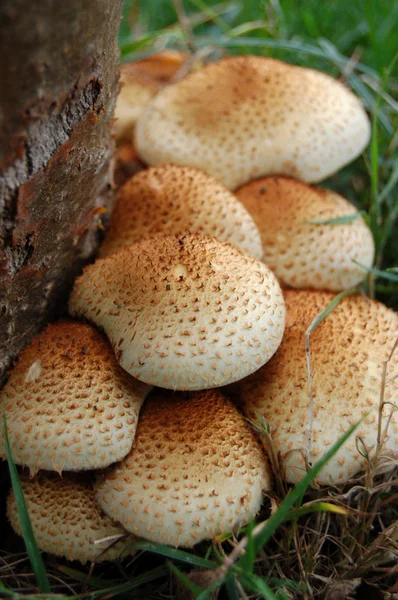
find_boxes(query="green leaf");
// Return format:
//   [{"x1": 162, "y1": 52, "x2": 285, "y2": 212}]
[
  {"x1": 168, "y1": 562, "x2": 202, "y2": 597},
  {"x1": 129, "y1": 540, "x2": 217, "y2": 569},
  {"x1": 69, "y1": 565, "x2": 168, "y2": 599},
  {"x1": 306, "y1": 212, "x2": 365, "y2": 225},
  {"x1": 306, "y1": 287, "x2": 357, "y2": 334},
  {"x1": 3, "y1": 411, "x2": 51, "y2": 594},
  {"x1": 352, "y1": 260, "x2": 398, "y2": 282},
  {"x1": 56, "y1": 564, "x2": 119, "y2": 589},
  {"x1": 225, "y1": 576, "x2": 241, "y2": 600},
  {"x1": 238, "y1": 571, "x2": 282, "y2": 599},
  {"x1": 238, "y1": 521, "x2": 256, "y2": 574},
  {"x1": 379, "y1": 155, "x2": 398, "y2": 202}
]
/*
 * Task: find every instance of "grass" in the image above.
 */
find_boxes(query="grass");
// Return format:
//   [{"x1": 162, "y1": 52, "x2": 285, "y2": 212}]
[{"x1": 1, "y1": 0, "x2": 397, "y2": 598}]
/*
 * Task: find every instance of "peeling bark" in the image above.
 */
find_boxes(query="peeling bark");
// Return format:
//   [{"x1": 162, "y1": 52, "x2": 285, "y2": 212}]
[{"x1": 0, "y1": 0, "x2": 124, "y2": 382}]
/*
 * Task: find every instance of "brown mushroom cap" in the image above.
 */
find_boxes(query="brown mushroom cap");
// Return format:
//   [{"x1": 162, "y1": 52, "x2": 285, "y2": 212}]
[
  {"x1": 234, "y1": 290, "x2": 398, "y2": 485},
  {"x1": 7, "y1": 472, "x2": 130, "y2": 563},
  {"x1": 235, "y1": 176, "x2": 375, "y2": 291},
  {"x1": 135, "y1": 56, "x2": 370, "y2": 189},
  {"x1": 69, "y1": 234, "x2": 285, "y2": 390},
  {"x1": 128, "y1": 50, "x2": 188, "y2": 82},
  {"x1": 99, "y1": 165, "x2": 263, "y2": 259},
  {"x1": 95, "y1": 390, "x2": 271, "y2": 547},
  {"x1": 0, "y1": 320, "x2": 150, "y2": 473}
]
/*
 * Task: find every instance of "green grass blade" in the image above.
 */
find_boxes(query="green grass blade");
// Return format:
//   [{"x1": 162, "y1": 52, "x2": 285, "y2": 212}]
[
  {"x1": 0, "y1": 582, "x2": 14, "y2": 597},
  {"x1": 369, "y1": 95, "x2": 381, "y2": 242},
  {"x1": 56, "y1": 564, "x2": 119, "y2": 589},
  {"x1": 306, "y1": 287, "x2": 356, "y2": 333},
  {"x1": 286, "y1": 501, "x2": 349, "y2": 520},
  {"x1": 225, "y1": 576, "x2": 240, "y2": 600},
  {"x1": 352, "y1": 260, "x2": 398, "y2": 282},
  {"x1": 237, "y1": 571, "x2": 282, "y2": 599},
  {"x1": 238, "y1": 521, "x2": 256, "y2": 574},
  {"x1": 238, "y1": 420, "x2": 362, "y2": 559},
  {"x1": 379, "y1": 160, "x2": 398, "y2": 203},
  {"x1": 3, "y1": 412, "x2": 51, "y2": 594},
  {"x1": 129, "y1": 540, "x2": 217, "y2": 568},
  {"x1": 306, "y1": 212, "x2": 365, "y2": 225},
  {"x1": 69, "y1": 565, "x2": 168, "y2": 600},
  {"x1": 168, "y1": 561, "x2": 202, "y2": 597}
]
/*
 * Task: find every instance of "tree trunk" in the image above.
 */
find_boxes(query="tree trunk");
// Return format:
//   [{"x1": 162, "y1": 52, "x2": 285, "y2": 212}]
[{"x1": 0, "y1": 0, "x2": 123, "y2": 382}]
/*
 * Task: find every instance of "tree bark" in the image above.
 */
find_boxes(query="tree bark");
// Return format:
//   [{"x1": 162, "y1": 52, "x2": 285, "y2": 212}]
[{"x1": 0, "y1": 0, "x2": 123, "y2": 382}]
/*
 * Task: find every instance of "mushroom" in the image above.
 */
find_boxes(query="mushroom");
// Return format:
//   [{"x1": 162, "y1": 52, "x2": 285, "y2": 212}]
[
  {"x1": 233, "y1": 290, "x2": 398, "y2": 485},
  {"x1": 95, "y1": 390, "x2": 271, "y2": 547},
  {"x1": 113, "y1": 67, "x2": 160, "y2": 143},
  {"x1": 99, "y1": 164, "x2": 263, "y2": 259},
  {"x1": 69, "y1": 233, "x2": 285, "y2": 390},
  {"x1": 126, "y1": 50, "x2": 188, "y2": 82},
  {"x1": 135, "y1": 56, "x2": 370, "y2": 189},
  {"x1": 7, "y1": 472, "x2": 131, "y2": 563},
  {"x1": 0, "y1": 320, "x2": 150, "y2": 473},
  {"x1": 235, "y1": 176, "x2": 375, "y2": 291}
]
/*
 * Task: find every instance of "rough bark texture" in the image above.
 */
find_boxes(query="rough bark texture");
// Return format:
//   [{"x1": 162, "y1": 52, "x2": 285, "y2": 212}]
[{"x1": 0, "y1": 0, "x2": 123, "y2": 382}]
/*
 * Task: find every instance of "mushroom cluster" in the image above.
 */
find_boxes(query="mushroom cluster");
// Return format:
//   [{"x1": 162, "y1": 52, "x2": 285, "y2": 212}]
[{"x1": 2, "y1": 53, "x2": 397, "y2": 566}]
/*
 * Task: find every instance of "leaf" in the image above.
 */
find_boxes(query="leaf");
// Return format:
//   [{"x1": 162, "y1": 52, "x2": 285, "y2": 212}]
[
  {"x1": 68, "y1": 565, "x2": 168, "y2": 599},
  {"x1": 169, "y1": 561, "x2": 202, "y2": 597},
  {"x1": 238, "y1": 521, "x2": 256, "y2": 574},
  {"x1": 306, "y1": 287, "x2": 357, "y2": 335},
  {"x1": 352, "y1": 260, "x2": 398, "y2": 282},
  {"x1": 286, "y1": 501, "x2": 349, "y2": 521},
  {"x1": 3, "y1": 411, "x2": 51, "y2": 594},
  {"x1": 56, "y1": 564, "x2": 119, "y2": 589},
  {"x1": 306, "y1": 212, "x2": 365, "y2": 225},
  {"x1": 237, "y1": 571, "x2": 282, "y2": 599},
  {"x1": 379, "y1": 157, "x2": 398, "y2": 202},
  {"x1": 129, "y1": 540, "x2": 217, "y2": 569},
  {"x1": 225, "y1": 576, "x2": 240, "y2": 600}
]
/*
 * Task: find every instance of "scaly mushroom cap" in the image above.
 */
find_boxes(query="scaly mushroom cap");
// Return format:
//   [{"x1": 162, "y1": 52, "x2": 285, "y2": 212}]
[
  {"x1": 99, "y1": 165, "x2": 263, "y2": 259},
  {"x1": 95, "y1": 390, "x2": 271, "y2": 547},
  {"x1": 69, "y1": 234, "x2": 285, "y2": 390},
  {"x1": 7, "y1": 472, "x2": 130, "y2": 563},
  {"x1": 113, "y1": 67, "x2": 160, "y2": 143},
  {"x1": 235, "y1": 176, "x2": 374, "y2": 291},
  {"x1": 0, "y1": 321, "x2": 150, "y2": 473},
  {"x1": 135, "y1": 56, "x2": 370, "y2": 189},
  {"x1": 235, "y1": 290, "x2": 398, "y2": 485}
]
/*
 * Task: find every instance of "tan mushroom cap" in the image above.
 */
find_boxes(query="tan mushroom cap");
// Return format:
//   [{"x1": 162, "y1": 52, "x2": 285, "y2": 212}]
[
  {"x1": 135, "y1": 56, "x2": 370, "y2": 189},
  {"x1": 113, "y1": 67, "x2": 160, "y2": 143},
  {"x1": 99, "y1": 165, "x2": 263, "y2": 259},
  {"x1": 7, "y1": 472, "x2": 130, "y2": 563},
  {"x1": 235, "y1": 290, "x2": 398, "y2": 485},
  {"x1": 235, "y1": 176, "x2": 375, "y2": 291},
  {"x1": 130, "y1": 50, "x2": 188, "y2": 81},
  {"x1": 69, "y1": 234, "x2": 285, "y2": 390},
  {"x1": 0, "y1": 320, "x2": 150, "y2": 473},
  {"x1": 95, "y1": 390, "x2": 271, "y2": 547}
]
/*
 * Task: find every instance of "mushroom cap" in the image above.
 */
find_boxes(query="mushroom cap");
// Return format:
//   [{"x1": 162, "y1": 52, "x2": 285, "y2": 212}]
[
  {"x1": 0, "y1": 320, "x2": 150, "y2": 473},
  {"x1": 99, "y1": 164, "x2": 263, "y2": 259},
  {"x1": 69, "y1": 234, "x2": 285, "y2": 390},
  {"x1": 235, "y1": 176, "x2": 375, "y2": 291},
  {"x1": 7, "y1": 472, "x2": 130, "y2": 563},
  {"x1": 135, "y1": 56, "x2": 370, "y2": 189},
  {"x1": 128, "y1": 50, "x2": 188, "y2": 82},
  {"x1": 234, "y1": 290, "x2": 398, "y2": 485},
  {"x1": 113, "y1": 67, "x2": 160, "y2": 143},
  {"x1": 95, "y1": 390, "x2": 271, "y2": 547}
]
